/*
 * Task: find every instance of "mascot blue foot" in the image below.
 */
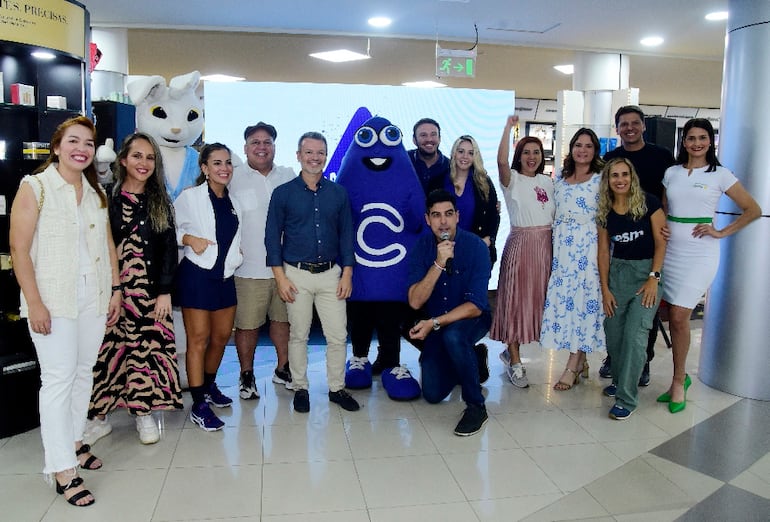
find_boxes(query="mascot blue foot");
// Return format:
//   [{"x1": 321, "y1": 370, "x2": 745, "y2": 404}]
[
  {"x1": 381, "y1": 366, "x2": 421, "y2": 401},
  {"x1": 345, "y1": 356, "x2": 373, "y2": 389}
]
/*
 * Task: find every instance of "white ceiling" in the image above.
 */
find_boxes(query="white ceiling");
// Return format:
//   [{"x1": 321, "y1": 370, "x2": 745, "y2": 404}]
[{"x1": 84, "y1": 0, "x2": 730, "y2": 61}]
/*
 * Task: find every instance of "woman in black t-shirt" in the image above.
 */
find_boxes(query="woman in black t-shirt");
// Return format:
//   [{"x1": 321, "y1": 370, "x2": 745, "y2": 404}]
[{"x1": 597, "y1": 158, "x2": 666, "y2": 420}]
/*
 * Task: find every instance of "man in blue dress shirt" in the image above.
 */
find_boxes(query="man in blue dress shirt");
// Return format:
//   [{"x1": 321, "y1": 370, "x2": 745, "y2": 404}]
[
  {"x1": 266, "y1": 131, "x2": 359, "y2": 413},
  {"x1": 407, "y1": 189, "x2": 492, "y2": 436},
  {"x1": 407, "y1": 118, "x2": 451, "y2": 194}
]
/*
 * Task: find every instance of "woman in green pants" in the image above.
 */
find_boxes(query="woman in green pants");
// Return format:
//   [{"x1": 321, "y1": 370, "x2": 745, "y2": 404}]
[{"x1": 597, "y1": 158, "x2": 666, "y2": 420}]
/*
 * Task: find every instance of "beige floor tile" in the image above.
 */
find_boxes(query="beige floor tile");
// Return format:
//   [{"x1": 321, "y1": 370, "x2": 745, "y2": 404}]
[
  {"x1": 263, "y1": 510, "x2": 370, "y2": 522},
  {"x1": 369, "y1": 501, "x2": 479, "y2": 522},
  {"x1": 345, "y1": 418, "x2": 437, "y2": 459},
  {"x1": 641, "y1": 453, "x2": 724, "y2": 502},
  {"x1": 356, "y1": 454, "x2": 465, "y2": 508},
  {"x1": 520, "y1": 488, "x2": 611, "y2": 522},
  {"x1": 43, "y1": 468, "x2": 166, "y2": 522},
  {"x1": 421, "y1": 414, "x2": 520, "y2": 454},
  {"x1": 92, "y1": 425, "x2": 181, "y2": 471},
  {"x1": 496, "y1": 409, "x2": 596, "y2": 447},
  {"x1": 614, "y1": 508, "x2": 690, "y2": 521},
  {"x1": 471, "y1": 493, "x2": 565, "y2": 522},
  {"x1": 601, "y1": 437, "x2": 669, "y2": 462},
  {"x1": 154, "y1": 465, "x2": 261, "y2": 521},
  {"x1": 0, "y1": 473, "x2": 55, "y2": 521},
  {"x1": 261, "y1": 460, "x2": 365, "y2": 515},
  {"x1": 262, "y1": 421, "x2": 352, "y2": 463},
  {"x1": 585, "y1": 457, "x2": 696, "y2": 515},
  {"x1": 730, "y1": 469, "x2": 770, "y2": 500},
  {"x1": 526, "y1": 441, "x2": 624, "y2": 492},
  {"x1": 0, "y1": 428, "x2": 44, "y2": 474},
  {"x1": 566, "y1": 406, "x2": 669, "y2": 443},
  {"x1": 171, "y1": 424, "x2": 263, "y2": 467},
  {"x1": 444, "y1": 448, "x2": 561, "y2": 500}
]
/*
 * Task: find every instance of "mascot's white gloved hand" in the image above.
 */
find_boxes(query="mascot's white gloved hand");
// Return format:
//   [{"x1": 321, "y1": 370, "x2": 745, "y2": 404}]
[{"x1": 95, "y1": 138, "x2": 117, "y2": 184}]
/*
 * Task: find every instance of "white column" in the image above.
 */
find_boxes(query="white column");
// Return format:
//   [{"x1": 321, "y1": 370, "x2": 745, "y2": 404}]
[
  {"x1": 700, "y1": 0, "x2": 770, "y2": 400},
  {"x1": 91, "y1": 28, "x2": 129, "y2": 101}
]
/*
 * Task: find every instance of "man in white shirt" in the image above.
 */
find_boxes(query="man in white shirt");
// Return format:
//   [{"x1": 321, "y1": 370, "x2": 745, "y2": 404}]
[{"x1": 228, "y1": 122, "x2": 296, "y2": 399}]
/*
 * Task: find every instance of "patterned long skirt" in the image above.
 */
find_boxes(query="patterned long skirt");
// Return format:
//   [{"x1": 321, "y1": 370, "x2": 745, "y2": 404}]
[{"x1": 89, "y1": 194, "x2": 182, "y2": 416}]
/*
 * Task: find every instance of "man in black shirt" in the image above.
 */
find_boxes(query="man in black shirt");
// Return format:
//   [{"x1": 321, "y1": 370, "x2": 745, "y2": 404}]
[
  {"x1": 602, "y1": 105, "x2": 675, "y2": 385},
  {"x1": 408, "y1": 118, "x2": 451, "y2": 194}
]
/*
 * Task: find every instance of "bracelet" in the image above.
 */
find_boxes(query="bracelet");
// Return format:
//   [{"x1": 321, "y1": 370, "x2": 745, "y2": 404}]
[
  {"x1": 433, "y1": 261, "x2": 445, "y2": 272},
  {"x1": 111, "y1": 284, "x2": 122, "y2": 293}
]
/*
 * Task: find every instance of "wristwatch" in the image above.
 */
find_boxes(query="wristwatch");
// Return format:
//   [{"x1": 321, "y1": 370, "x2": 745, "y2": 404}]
[
  {"x1": 649, "y1": 271, "x2": 661, "y2": 281},
  {"x1": 432, "y1": 318, "x2": 441, "y2": 331}
]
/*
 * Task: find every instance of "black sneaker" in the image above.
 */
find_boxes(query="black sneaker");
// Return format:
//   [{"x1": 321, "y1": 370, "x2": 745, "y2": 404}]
[
  {"x1": 474, "y1": 344, "x2": 490, "y2": 384},
  {"x1": 328, "y1": 389, "x2": 360, "y2": 411},
  {"x1": 293, "y1": 389, "x2": 310, "y2": 413},
  {"x1": 272, "y1": 362, "x2": 292, "y2": 389},
  {"x1": 454, "y1": 403, "x2": 488, "y2": 436},
  {"x1": 599, "y1": 356, "x2": 612, "y2": 379},
  {"x1": 638, "y1": 362, "x2": 651, "y2": 387},
  {"x1": 239, "y1": 370, "x2": 259, "y2": 400}
]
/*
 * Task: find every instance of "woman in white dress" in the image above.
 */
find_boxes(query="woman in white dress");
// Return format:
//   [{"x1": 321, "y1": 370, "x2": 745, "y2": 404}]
[
  {"x1": 491, "y1": 116, "x2": 555, "y2": 388},
  {"x1": 659, "y1": 118, "x2": 760, "y2": 413},
  {"x1": 541, "y1": 128, "x2": 606, "y2": 391}
]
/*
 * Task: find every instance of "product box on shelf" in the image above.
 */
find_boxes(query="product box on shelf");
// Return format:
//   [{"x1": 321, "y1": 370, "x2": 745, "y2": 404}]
[
  {"x1": 10, "y1": 83, "x2": 35, "y2": 106},
  {"x1": 46, "y1": 96, "x2": 67, "y2": 109}
]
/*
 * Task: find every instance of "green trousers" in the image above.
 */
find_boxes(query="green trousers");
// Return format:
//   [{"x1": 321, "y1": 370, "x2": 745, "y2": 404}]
[{"x1": 604, "y1": 258, "x2": 661, "y2": 411}]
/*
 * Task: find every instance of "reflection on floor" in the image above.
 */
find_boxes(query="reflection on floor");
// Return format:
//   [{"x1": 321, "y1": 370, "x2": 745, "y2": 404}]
[{"x1": 2, "y1": 322, "x2": 769, "y2": 521}]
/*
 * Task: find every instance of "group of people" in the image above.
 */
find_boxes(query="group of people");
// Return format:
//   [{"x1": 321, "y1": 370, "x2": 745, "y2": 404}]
[
  {"x1": 8, "y1": 106, "x2": 760, "y2": 507},
  {"x1": 491, "y1": 106, "x2": 760, "y2": 425}
]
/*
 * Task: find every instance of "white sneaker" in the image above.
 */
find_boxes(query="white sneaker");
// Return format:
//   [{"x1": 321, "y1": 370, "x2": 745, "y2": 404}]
[
  {"x1": 507, "y1": 363, "x2": 529, "y2": 388},
  {"x1": 83, "y1": 417, "x2": 113, "y2": 445},
  {"x1": 136, "y1": 414, "x2": 160, "y2": 444}
]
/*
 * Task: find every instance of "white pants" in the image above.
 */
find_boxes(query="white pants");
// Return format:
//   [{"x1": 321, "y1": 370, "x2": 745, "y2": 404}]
[
  {"x1": 284, "y1": 264, "x2": 347, "y2": 392},
  {"x1": 29, "y1": 273, "x2": 106, "y2": 475}
]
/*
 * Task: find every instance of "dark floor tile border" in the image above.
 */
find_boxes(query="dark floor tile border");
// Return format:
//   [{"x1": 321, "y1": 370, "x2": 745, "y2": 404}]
[
  {"x1": 675, "y1": 483, "x2": 770, "y2": 522},
  {"x1": 651, "y1": 398, "x2": 770, "y2": 482}
]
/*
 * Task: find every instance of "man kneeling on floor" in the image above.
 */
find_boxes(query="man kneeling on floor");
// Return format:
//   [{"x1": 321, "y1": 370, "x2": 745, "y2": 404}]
[{"x1": 407, "y1": 189, "x2": 492, "y2": 436}]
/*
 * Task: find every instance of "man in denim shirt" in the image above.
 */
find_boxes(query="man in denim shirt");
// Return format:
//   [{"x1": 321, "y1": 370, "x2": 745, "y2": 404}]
[
  {"x1": 407, "y1": 189, "x2": 492, "y2": 436},
  {"x1": 266, "y1": 131, "x2": 359, "y2": 413}
]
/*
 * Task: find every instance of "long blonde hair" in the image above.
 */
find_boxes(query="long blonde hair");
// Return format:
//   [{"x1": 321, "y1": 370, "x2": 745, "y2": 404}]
[
  {"x1": 597, "y1": 157, "x2": 647, "y2": 227},
  {"x1": 450, "y1": 135, "x2": 490, "y2": 201}
]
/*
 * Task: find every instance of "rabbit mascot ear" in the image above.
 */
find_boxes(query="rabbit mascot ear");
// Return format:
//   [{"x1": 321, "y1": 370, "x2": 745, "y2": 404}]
[{"x1": 128, "y1": 71, "x2": 204, "y2": 200}]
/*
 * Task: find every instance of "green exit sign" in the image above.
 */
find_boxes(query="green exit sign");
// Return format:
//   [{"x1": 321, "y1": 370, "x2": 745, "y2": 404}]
[{"x1": 436, "y1": 46, "x2": 477, "y2": 78}]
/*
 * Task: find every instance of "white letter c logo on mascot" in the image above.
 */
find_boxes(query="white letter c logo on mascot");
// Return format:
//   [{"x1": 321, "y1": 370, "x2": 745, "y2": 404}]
[{"x1": 356, "y1": 203, "x2": 406, "y2": 268}]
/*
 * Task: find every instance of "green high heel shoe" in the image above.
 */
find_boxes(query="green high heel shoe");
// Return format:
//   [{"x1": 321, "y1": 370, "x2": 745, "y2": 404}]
[
  {"x1": 657, "y1": 374, "x2": 692, "y2": 403},
  {"x1": 668, "y1": 374, "x2": 692, "y2": 413}
]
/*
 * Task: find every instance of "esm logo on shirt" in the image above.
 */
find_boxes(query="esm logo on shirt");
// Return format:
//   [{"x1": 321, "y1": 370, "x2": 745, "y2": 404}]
[{"x1": 612, "y1": 230, "x2": 645, "y2": 243}]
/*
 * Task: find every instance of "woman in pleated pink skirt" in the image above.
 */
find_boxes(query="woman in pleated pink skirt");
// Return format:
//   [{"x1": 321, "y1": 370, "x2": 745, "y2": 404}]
[{"x1": 490, "y1": 116, "x2": 555, "y2": 388}]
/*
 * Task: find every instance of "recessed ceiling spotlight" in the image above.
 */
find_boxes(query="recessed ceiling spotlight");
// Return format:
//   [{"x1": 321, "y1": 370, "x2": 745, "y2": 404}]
[
  {"x1": 402, "y1": 80, "x2": 447, "y2": 88},
  {"x1": 310, "y1": 49, "x2": 371, "y2": 63},
  {"x1": 31, "y1": 51, "x2": 56, "y2": 60},
  {"x1": 705, "y1": 11, "x2": 728, "y2": 21},
  {"x1": 368, "y1": 16, "x2": 392, "y2": 28},
  {"x1": 553, "y1": 64, "x2": 574, "y2": 75},
  {"x1": 640, "y1": 36, "x2": 664, "y2": 47},
  {"x1": 200, "y1": 74, "x2": 245, "y2": 82}
]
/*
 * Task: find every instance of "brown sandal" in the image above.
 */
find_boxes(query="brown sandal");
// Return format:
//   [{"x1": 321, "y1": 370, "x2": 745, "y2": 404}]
[
  {"x1": 554, "y1": 368, "x2": 580, "y2": 391},
  {"x1": 76, "y1": 444, "x2": 102, "y2": 470}
]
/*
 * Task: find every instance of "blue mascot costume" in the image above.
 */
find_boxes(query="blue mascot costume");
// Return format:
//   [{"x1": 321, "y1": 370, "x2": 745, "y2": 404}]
[{"x1": 336, "y1": 116, "x2": 424, "y2": 400}]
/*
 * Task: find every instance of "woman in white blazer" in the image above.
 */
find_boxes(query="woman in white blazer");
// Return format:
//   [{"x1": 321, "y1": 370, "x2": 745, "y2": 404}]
[{"x1": 174, "y1": 143, "x2": 242, "y2": 431}]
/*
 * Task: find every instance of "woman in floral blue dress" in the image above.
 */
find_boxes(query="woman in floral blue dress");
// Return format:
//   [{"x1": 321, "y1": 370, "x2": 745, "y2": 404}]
[{"x1": 540, "y1": 128, "x2": 606, "y2": 390}]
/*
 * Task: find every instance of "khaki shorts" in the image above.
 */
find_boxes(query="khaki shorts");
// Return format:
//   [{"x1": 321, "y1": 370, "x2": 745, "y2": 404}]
[{"x1": 234, "y1": 277, "x2": 288, "y2": 329}]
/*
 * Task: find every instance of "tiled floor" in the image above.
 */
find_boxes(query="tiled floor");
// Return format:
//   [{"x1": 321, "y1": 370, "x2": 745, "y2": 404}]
[{"x1": 2, "y1": 322, "x2": 769, "y2": 521}]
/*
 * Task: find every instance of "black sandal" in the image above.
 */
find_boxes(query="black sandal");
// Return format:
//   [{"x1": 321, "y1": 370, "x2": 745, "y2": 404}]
[
  {"x1": 75, "y1": 444, "x2": 102, "y2": 470},
  {"x1": 56, "y1": 475, "x2": 95, "y2": 507}
]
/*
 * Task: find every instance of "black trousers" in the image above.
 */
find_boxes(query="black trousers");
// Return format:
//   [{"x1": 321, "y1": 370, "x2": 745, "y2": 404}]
[{"x1": 347, "y1": 301, "x2": 408, "y2": 367}]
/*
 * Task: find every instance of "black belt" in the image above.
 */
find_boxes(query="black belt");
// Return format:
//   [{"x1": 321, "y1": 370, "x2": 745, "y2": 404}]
[{"x1": 293, "y1": 261, "x2": 334, "y2": 274}]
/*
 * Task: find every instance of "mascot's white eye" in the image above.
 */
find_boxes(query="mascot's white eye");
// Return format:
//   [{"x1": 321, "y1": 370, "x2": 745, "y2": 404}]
[
  {"x1": 187, "y1": 109, "x2": 201, "y2": 122},
  {"x1": 151, "y1": 106, "x2": 168, "y2": 119},
  {"x1": 380, "y1": 126, "x2": 402, "y2": 146},
  {"x1": 355, "y1": 127, "x2": 378, "y2": 148}
]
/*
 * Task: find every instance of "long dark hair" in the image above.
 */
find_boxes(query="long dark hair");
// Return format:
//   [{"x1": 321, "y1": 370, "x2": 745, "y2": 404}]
[
  {"x1": 677, "y1": 118, "x2": 721, "y2": 172},
  {"x1": 511, "y1": 136, "x2": 545, "y2": 174},
  {"x1": 113, "y1": 132, "x2": 173, "y2": 233},
  {"x1": 561, "y1": 127, "x2": 604, "y2": 178},
  {"x1": 195, "y1": 142, "x2": 232, "y2": 185},
  {"x1": 34, "y1": 116, "x2": 105, "y2": 207}
]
